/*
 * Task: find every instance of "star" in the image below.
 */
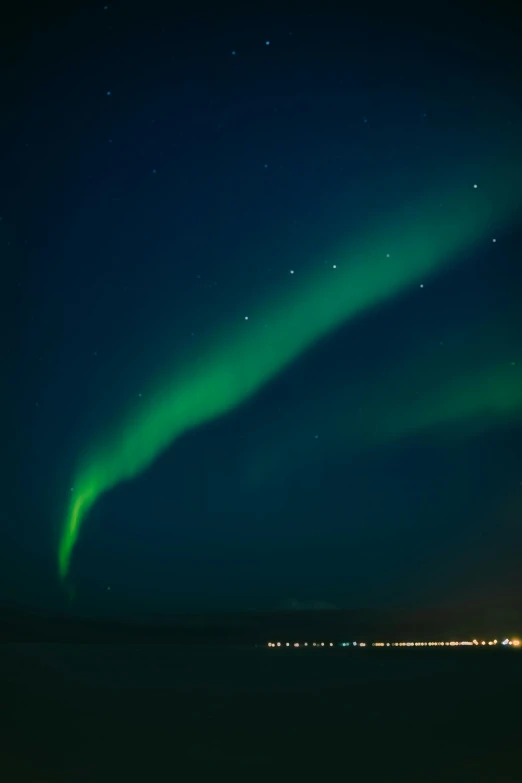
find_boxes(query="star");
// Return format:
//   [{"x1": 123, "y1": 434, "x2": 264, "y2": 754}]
[
  {"x1": 289, "y1": 269, "x2": 294, "y2": 274},
  {"x1": 244, "y1": 316, "x2": 249, "y2": 320}
]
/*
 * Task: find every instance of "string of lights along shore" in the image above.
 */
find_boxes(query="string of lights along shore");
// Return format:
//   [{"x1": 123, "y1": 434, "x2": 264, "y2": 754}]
[{"x1": 267, "y1": 639, "x2": 521, "y2": 648}]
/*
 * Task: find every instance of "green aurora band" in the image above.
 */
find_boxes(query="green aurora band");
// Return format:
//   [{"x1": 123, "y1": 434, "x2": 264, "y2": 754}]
[
  {"x1": 58, "y1": 161, "x2": 522, "y2": 579},
  {"x1": 241, "y1": 321, "x2": 522, "y2": 493},
  {"x1": 374, "y1": 358, "x2": 522, "y2": 443}
]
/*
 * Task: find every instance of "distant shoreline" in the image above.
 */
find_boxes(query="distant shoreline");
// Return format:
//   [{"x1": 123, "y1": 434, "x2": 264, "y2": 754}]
[{"x1": 1, "y1": 605, "x2": 521, "y2": 645}]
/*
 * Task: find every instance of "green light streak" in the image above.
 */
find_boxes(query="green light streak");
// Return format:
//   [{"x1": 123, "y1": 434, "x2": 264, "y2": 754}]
[
  {"x1": 241, "y1": 321, "x2": 522, "y2": 493},
  {"x1": 58, "y1": 162, "x2": 522, "y2": 579},
  {"x1": 375, "y1": 359, "x2": 522, "y2": 444}
]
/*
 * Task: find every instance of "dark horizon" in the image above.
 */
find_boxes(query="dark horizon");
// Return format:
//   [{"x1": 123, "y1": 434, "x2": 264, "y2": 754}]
[{"x1": 2, "y1": 600, "x2": 522, "y2": 645}]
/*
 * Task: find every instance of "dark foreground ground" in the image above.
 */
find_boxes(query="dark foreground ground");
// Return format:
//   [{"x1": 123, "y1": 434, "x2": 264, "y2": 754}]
[{"x1": 2, "y1": 644, "x2": 521, "y2": 781}]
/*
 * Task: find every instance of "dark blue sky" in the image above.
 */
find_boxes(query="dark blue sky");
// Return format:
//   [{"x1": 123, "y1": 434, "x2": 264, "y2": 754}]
[{"x1": 4, "y1": 1, "x2": 522, "y2": 617}]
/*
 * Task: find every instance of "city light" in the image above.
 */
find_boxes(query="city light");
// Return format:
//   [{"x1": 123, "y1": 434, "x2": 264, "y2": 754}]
[{"x1": 267, "y1": 637, "x2": 519, "y2": 649}]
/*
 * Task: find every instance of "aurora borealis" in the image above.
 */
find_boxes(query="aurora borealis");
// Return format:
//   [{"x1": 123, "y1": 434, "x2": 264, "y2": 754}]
[
  {"x1": 5, "y1": 3, "x2": 522, "y2": 615},
  {"x1": 58, "y1": 160, "x2": 522, "y2": 580}
]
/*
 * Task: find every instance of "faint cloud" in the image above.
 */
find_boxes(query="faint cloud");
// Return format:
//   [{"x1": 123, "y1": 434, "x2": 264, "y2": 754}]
[{"x1": 279, "y1": 598, "x2": 339, "y2": 611}]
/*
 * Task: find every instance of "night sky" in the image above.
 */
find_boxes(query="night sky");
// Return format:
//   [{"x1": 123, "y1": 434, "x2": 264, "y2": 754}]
[{"x1": 4, "y1": 1, "x2": 522, "y2": 617}]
